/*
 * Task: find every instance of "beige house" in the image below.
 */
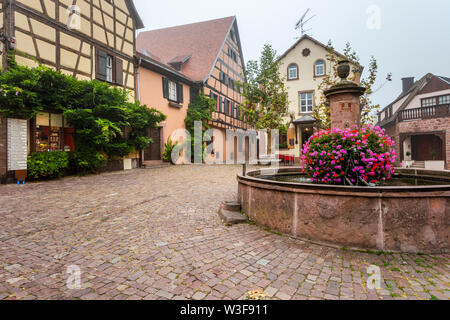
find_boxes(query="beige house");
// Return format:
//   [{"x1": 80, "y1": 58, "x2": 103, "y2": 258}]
[
  {"x1": 277, "y1": 35, "x2": 361, "y2": 158},
  {"x1": 0, "y1": 0, "x2": 144, "y2": 183}
]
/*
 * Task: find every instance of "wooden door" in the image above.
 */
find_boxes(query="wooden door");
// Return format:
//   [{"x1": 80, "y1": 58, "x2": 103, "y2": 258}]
[
  {"x1": 144, "y1": 128, "x2": 161, "y2": 161},
  {"x1": 411, "y1": 135, "x2": 443, "y2": 161}
]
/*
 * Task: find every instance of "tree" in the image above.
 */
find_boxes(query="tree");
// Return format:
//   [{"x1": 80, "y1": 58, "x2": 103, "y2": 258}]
[
  {"x1": 313, "y1": 41, "x2": 385, "y2": 128},
  {"x1": 0, "y1": 58, "x2": 167, "y2": 172},
  {"x1": 184, "y1": 93, "x2": 216, "y2": 162},
  {"x1": 238, "y1": 44, "x2": 289, "y2": 153}
]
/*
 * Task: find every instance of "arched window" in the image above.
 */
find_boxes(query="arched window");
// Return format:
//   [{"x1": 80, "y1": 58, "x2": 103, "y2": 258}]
[
  {"x1": 287, "y1": 64, "x2": 298, "y2": 80},
  {"x1": 314, "y1": 60, "x2": 325, "y2": 77}
]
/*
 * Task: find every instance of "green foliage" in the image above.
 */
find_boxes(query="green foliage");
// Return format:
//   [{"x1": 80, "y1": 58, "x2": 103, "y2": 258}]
[
  {"x1": 184, "y1": 93, "x2": 216, "y2": 162},
  {"x1": 27, "y1": 151, "x2": 69, "y2": 179},
  {"x1": 0, "y1": 57, "x2": 166, "y2": 174},
  {"x1": 162, "y1": 138, "x2": 178, "y2": 164},
  {"x1": 238, "y1": 44, "x2": 289, "y2": 131},
  {"x1": 68, "y1": 150, "x2": 108, "y2": 174}
]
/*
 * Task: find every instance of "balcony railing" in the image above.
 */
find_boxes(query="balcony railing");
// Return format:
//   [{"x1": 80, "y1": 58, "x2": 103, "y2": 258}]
[{"x1": 398, "y1": 104, "x2": 450, "y2": 122}]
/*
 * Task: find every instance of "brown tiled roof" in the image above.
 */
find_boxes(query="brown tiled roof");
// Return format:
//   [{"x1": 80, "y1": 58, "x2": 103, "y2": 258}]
[{"x1": 137, "y1": 16, "x2": 235, "y2": 82}]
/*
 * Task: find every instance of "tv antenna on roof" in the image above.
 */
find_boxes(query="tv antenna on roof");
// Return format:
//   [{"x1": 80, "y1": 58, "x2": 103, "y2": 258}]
[{"x1": 295, "y1": 8, "x2": 316, "y2": 37}]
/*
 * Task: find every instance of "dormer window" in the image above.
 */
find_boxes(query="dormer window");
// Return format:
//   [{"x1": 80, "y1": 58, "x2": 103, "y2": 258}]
[
  {"x1": 314, "y1": 60, "x2": 325, "y2": 77},
  {"x1": 288, "y1": 64, "x2": 298, "y2": 80}
]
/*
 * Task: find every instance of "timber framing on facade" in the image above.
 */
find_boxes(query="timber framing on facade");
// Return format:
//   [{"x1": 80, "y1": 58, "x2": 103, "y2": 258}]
[
  {"x1": 137, "y1": 16, "x2": 251, "y2": 132},
  {"x1": 1, "y1": 0, "x2": 143, "y2": 94},
  {"x1": 0, "y1": 0, "x2": 144, "y2": 183}
]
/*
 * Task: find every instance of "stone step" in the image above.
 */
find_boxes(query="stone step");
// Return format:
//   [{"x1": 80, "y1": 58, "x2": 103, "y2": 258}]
[
  {"x1": 218, "y1": 209, "x2": 248, "y2": 226},
  {"x1": 142, "y1": 163, "x2": 171, "y2": 169},
  {"x1": 221, "y1": 201, "x2": 241, "y2": 212}
]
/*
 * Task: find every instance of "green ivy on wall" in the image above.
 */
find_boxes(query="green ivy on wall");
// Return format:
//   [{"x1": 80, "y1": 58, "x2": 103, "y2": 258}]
[{"x1": 0, "y1": 55, "x2": 167, "y2": 173}]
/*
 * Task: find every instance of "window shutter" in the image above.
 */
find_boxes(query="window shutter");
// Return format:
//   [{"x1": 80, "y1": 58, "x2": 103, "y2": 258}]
[
  {"x1": 224, "y1": 100, "x2": 228, "y2": 115},
  {"x1": 162, "y1": 77, "x2": 169, "y2": 99},
  {"x1": 176, "y1": 83, "x2": 183, "y2": 103},
  {"x1": 97, "y1": 50, "x2": 107, "y2": 81},
  {"x1": 115, "y1": 58, "x2": 123, "y2": 85},
  {"x1": 231, "y1": 102, "x2": 235, "y2": 118},
  {"x1": 219, "y1": 96, "x2": 223, "y2": 113}
]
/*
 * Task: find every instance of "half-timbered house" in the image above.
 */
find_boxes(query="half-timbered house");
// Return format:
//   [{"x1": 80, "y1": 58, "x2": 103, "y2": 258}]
[
  {"x1": 0, "y1": 0, "x2": 144, "y2": 182},
  {"x1": 137, "y1": 16, "x2": 252, "y2": 163}
]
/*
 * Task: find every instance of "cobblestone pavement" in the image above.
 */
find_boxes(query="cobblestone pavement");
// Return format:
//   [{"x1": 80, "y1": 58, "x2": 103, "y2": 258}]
[{"x1": 0, "y1": 165, "x2": 449, "y2": 300}]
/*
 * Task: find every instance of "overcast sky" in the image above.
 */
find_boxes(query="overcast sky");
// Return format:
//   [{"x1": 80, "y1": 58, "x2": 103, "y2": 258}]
[{"x1": 134, "y1": 0, "x2": 450, "y2": 109}]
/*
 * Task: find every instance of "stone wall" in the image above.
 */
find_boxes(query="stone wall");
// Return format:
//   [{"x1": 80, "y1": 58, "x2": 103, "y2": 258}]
[
  {"x1": 0, "y1": 117, "x2": 7, "y2": 180},
  {"x1": 384, "y1": 118, "x2": 450, "y2": 169},
  {"x1": 238, "y1": 170, "x2": 450, "y2": 254}
]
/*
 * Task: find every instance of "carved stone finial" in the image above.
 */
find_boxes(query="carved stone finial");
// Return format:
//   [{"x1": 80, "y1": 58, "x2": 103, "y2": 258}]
[{"x1": 337, "y1": 59, "x2": 351, "y2": 81}]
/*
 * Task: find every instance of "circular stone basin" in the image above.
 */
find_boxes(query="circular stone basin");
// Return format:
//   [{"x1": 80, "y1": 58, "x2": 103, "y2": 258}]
[{"x1": 237, "y1": 167, "x2": 450, "y2": 254}]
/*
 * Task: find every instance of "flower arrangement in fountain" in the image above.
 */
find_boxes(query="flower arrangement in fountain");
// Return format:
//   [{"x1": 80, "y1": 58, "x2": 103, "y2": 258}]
[{"x1": 301, "y1": 126, "x2": 397, "y2": 186}]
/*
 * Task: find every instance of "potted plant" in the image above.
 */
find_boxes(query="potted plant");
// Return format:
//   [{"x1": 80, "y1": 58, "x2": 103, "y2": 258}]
[{"x1": 430, "y1": 151, "x2": 437, "y2": 160}]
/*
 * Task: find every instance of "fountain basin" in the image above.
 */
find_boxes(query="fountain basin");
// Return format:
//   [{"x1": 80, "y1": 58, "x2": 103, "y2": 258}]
[{"x1": 238, "y1": 167, "x2": 450, "y2": 254}]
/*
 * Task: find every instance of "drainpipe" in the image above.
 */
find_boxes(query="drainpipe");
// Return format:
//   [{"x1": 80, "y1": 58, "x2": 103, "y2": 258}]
[
  {"x1": 136, "y1": 57, "x2": 143, "y2": 168},
  {"x1": 136, "y1": 57, "x2": 142, "y2": 103}
]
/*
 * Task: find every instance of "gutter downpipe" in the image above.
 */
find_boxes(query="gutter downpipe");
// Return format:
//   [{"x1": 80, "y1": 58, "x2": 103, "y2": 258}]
[{"x1": 137, "y1": 57, "x2": 142, "y2": 103}]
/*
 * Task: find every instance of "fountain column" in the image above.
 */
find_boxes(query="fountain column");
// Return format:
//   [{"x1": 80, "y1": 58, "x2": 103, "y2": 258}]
[{"x1": 324, "y1": 59, "x2": 366, "y2": 130}]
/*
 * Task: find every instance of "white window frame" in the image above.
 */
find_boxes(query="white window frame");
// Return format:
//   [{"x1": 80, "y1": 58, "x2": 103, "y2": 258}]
[
  {"x1": 438, "y1": 95, "x2": 450, "y2": 105},
  {"x1": 300, "y1": 92, "x2": 314, "y2": 113},
  {"x1": 315, "y1": 60, "x2": 325, "y2": 76},
  {"x1": 168, "y1": 80, "x2": 177, "y2": 101},
  {"x1": 106, "y1": 55, "x2": 113, "y2": 82},
  {"x1": 421, "y1": 97, "x2": 436, "y2": 107},
  {"x1": 288, "y1": 64, "x2": 298, "y2": 80}
]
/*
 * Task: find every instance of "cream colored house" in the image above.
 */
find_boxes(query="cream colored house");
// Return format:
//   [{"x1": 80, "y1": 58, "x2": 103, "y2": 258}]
[
  {"x1": 277, "y1": 35, "x2": 361, "y2": 157},
  {"x1": 0, "y1": 0, "x2": 144, "y2": 183}
]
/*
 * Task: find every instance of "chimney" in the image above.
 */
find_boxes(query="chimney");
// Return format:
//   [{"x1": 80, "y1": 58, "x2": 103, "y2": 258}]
[{"x1": 402, "y1": 77, "x2": 415, "y2": 94}]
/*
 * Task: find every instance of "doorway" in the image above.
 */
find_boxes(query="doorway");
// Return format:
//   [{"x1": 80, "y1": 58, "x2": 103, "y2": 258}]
[
  {"x1": 411, "y1": 134, "x2": 443, "y2": 161},
  {"x1": 144, "y1": 127, "x2": 162, "y2": 161}
]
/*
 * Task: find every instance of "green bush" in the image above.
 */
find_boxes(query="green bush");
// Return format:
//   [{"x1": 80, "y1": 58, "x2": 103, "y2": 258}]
[
  {"x1": 68, "y1": 150, "x2": 107, "y2": 174},
  {"x1": 27, "y1": 151, "x2": 69, "y2": 179},
  {"x1": 163, "y1": 138, "x2": 178, "y2": 164}
]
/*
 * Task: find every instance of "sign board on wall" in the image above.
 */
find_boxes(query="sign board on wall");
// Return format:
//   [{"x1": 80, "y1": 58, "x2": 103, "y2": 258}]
[{"x1": 7, "y1": 118, "x2": 28, "y2": 171}]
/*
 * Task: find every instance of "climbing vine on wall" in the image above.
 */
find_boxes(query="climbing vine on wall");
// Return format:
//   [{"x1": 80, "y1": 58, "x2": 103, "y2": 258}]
[{"x1": 0, "y1": 55, "x2": 166, "y2": 172}]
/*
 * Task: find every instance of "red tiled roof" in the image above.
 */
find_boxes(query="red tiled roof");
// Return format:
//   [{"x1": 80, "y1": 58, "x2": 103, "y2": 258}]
[{"x1": 137, "y1": 16, "x2": 235, "y2": 82}]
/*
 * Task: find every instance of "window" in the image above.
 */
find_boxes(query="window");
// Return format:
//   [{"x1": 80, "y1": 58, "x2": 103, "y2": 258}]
[
  {"x1": 224, "y1": 99, "x2": 229, "y2": 115},
  {"x1": 162, "y1": 77, "x2": 183, "y2": 104},
  {"x1": 168, "y1": 80, "x2": 177, "y2": 101},
  {"x1": 300, "y1": 92, "x2": 314, "y2": 113},
  {"x1": 230, "y1": 29, "x2": 236, "y2": 43},
  {"x1": 34, "y1": 112, "x2": 74, "y2": 153},
  {"x1": 315, "y1": 60, "x2": 325, "y2": 77},
  {"x1": 288, "y1": 64, "x2": 298, "y2": 80},
  {"x1": 422, "y1": 97, "x2": 436, "y2": 107},
  {"x1": 97, "y1": 49, "x2": 123, "y2": 85},
  {"x1": 439, "y1": 95, "x2": 450, "y2": 105},
  {"x1": 106, "y1": 56, "x2": 113, "y2": 82},
  {"x1": 229, "y1": 49, "x2": 238, "y2": 63}
]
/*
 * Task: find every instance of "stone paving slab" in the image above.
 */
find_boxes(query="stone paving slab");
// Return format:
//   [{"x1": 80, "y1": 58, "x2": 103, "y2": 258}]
[{"x1": 0, "y1": 165, "x2": 449, "y2": 300}]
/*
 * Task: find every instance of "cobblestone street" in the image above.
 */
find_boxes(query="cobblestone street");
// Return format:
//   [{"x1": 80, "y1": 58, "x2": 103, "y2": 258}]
[{"x1": 0, "y1": 165, "x2": 449, "y2": 300}]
